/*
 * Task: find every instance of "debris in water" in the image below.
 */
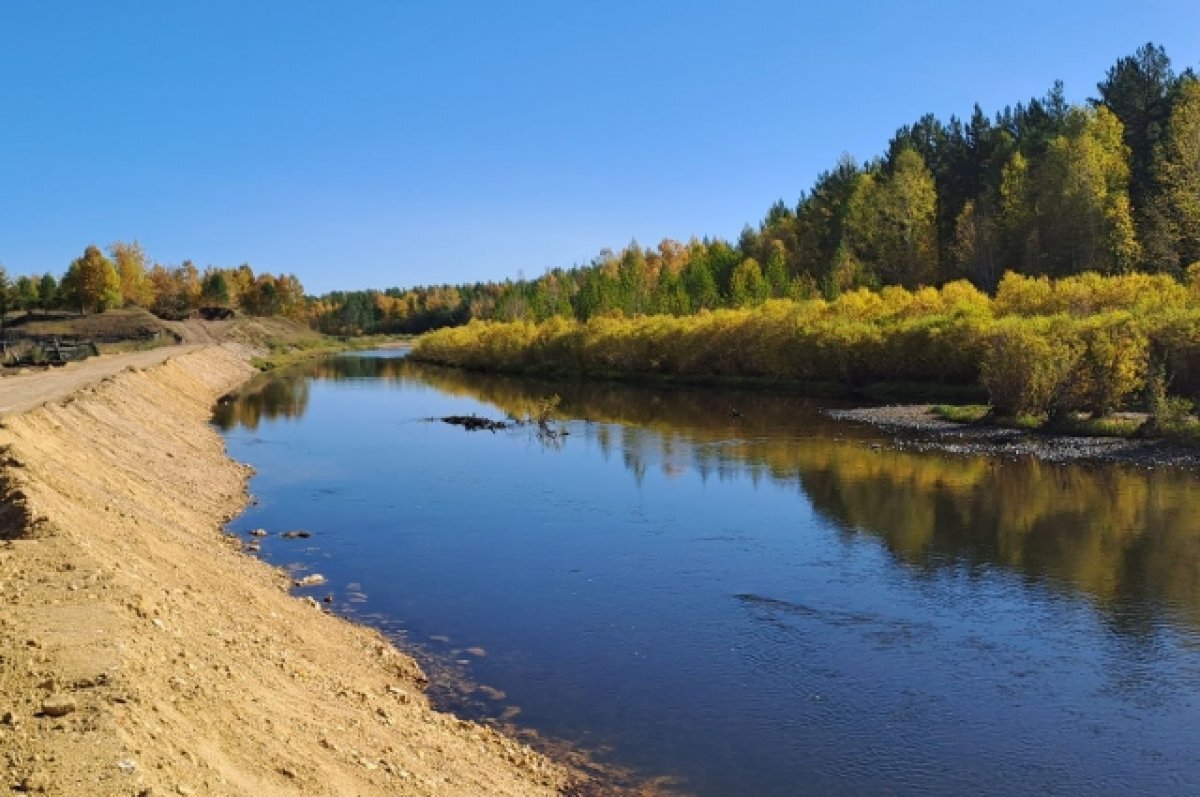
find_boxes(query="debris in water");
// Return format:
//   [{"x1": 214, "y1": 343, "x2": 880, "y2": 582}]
[{"x1": 431, "y1": 415, "x2": 509, "y2": 432}]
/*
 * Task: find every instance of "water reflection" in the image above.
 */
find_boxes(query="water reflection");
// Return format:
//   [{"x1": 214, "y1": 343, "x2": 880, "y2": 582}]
[
  {"x1": 212, "y1": 372, "x2": 311, "y2": 431},
  {"x1": 216, "y1": 352, "x2": 1200, "y2": 795},
  {"x1": 216, "y1": 354, "x2": 1200, "y2": 633}
]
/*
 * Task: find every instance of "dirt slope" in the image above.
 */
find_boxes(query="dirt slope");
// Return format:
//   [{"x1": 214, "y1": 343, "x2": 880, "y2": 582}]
[{"x1": 0, "y1": 346, "x2": 569, "y2": 796}]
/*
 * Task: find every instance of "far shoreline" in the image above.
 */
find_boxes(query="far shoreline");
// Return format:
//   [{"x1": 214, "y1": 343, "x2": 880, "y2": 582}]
[{"x1": 827, "y1": 404, "x2": 1200, "y2": 469}]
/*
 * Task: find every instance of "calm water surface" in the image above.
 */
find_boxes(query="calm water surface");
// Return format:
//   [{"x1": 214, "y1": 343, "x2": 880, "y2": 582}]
[{"x1": 214, "y1": 351, "x2": 1200, "y2": 796}]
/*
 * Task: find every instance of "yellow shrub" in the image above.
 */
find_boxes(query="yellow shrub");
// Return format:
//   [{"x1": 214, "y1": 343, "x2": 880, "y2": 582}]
[{"x1": 980, "y1": 317, "x2": 1080, "y2": 417}]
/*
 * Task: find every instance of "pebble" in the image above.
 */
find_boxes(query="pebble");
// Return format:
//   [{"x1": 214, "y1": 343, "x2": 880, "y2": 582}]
[
  {"x1": 825, "y1": 405, "x2": 1200, "y2": 468},
  {"x1": 40, "y1": 695, "x2": 77, "y2": 717},
  {"x1": 22, "y1": 770, "x2": 50, "y2": 792}
]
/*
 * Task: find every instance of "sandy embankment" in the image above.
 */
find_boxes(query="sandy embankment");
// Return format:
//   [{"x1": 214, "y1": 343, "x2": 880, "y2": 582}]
[{"x1": 0, "y1": 346, "x2": 569, "y2": 796}]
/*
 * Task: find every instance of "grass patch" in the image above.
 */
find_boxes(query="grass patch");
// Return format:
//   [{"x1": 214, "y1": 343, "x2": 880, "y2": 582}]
[
  {"x1": 1145, "y1": 418, "x2": 1200, "y2": 443},
  {"x1": 931, "y1": 404, "x2": 1149, "y2": 437},
  {"x1": 932, "y1": 404, "x2": 990, "y2": 424},
  {"x1": 1050, "y1": 415, "x2": 1144, "y2": 438},
  {"x1": 930, "y1": 404, "x2": 1200, "y2": 442}
]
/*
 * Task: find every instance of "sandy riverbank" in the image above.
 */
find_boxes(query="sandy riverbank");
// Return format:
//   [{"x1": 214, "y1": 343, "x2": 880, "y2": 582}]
[{"x1": 0, "y1": 345, "x2": 571, "y2": 796}]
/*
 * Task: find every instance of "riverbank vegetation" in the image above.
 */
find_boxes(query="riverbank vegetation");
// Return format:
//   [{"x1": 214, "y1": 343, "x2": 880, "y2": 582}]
[{"x1": 411, "y1": 270, "x2": 1200, "y2": 433}]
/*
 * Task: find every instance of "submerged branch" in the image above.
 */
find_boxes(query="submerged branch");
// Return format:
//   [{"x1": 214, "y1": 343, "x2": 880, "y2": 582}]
[{"x1": 434, "y1": 414, "x2": 511, "y2": 432}]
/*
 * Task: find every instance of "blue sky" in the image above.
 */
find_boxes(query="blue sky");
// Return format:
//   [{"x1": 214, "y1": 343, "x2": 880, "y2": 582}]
[{"x1": 2, "y1": 1, "x2": 1198, "y2": 294}]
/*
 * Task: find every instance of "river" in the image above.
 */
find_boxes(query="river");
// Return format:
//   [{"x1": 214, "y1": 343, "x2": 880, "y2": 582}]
[{"x1": 213, "y1": 350, "x2": 1200, "y2": 796}]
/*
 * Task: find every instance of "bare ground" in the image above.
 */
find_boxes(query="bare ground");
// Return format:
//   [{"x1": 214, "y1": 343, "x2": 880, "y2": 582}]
[
  {"x1": 828, "y1": 404, "x2": 1200, "y2": 468},
  {"x1": 0, "y1": 346, "x2": 205, "y2": 417},
  {"x1": 0, "y1": 345, "x2": 574, "y2": 796}
]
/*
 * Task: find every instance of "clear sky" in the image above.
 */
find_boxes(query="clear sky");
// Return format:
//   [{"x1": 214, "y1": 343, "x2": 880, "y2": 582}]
[{"x1": 2, "y1": 1, "x2": 1198, "y2": 295}]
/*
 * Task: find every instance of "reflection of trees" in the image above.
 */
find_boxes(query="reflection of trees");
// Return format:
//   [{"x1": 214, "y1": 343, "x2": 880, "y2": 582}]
[
  {"x1": 215, "y1": 354, "x2": 1200, "y2": 631},
  {"x1": 211, "y1": 353, "x2": 412, "y2": 430},
  {"x1": 401, "y1": 361, "x2": 854, "y2": 440},
  {"x1": 403, "y1": 360, "x2": 1200, "y2": 631},
  {"x1": 211, "y1": 374, "x2": 311, "y2": 431},
  {"x1": 301, "y1": 354, "x2": 411, "y2": 381},
  {"x1": 794, "y1": 448, "x2": 1200, "y2": 630}
]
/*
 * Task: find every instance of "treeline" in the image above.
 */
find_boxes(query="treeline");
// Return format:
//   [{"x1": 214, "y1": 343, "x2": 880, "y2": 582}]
[
  {"x1": 0, "y1": 242, "x2": 305, "y2": 321},
  {"x1": 313, "y1": 43, "x2": 1199, "y2": 335},
  {"x1": 411, "y1": 271, "x2": 1200, "y2": 420}
]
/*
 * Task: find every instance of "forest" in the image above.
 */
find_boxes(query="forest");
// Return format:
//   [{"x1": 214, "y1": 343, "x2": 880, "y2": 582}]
[
  {"x1": 0, "y1": 242, "x2": 306, "y2": 322},
  {"x1": 314, "y1": 43, "x2": 1200, "y2": 337}
]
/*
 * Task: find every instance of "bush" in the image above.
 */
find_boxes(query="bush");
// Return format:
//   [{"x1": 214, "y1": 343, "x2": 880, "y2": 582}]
[
  {"x1": 410, "y1": 272, "x2": 1196, "y2": 420},
  {"x1": 979, "y1": 318, "x2": 1079, "y2": 417},
  {"x1": 1064, "y1": 313, "x2": 1148, "y2": 416}
]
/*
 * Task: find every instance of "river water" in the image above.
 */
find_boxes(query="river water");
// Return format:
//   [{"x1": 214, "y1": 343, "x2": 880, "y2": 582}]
[{"x1": 214, "y1": 350, "x2": 1200, "y2": 796}]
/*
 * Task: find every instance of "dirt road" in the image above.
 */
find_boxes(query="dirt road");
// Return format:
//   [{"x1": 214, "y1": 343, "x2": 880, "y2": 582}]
[{"x1": 0, "y1": 345, "x2": 203, "y2": 417}]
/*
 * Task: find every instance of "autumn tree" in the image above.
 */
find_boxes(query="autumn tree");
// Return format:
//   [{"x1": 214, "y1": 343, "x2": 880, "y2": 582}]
[
  {"x1": 177, "y1": 261, "x2": 203, "y2": 311},
  {"x1": 729, "y1": 258, "x2": 768, "y2": 306},
  {"x1": 62, "y1": 245, "x2": 122, "y2": 313},
  {"x1": 1035, "y1": 106, "x2": 1140, "y2": 275},
  {"x1": 243, "y1": 275, "x2": 280, "y2": 316},
  {"x1": 274, "y1": 274, "x2": 306, "y2": 319},
  {"x1": 109, "y1": 240, "x2": 153, "y2": 307},
  {"x1": 1155, "y1": 77, "x2": 1200, "y2": 267},
  {"x1": 844, "y1": 149, "x2": 938, "y2": 287},
  {"x1": 229, "y1": 264, "x2": 256, "y2": 307},
  {"x1": 999, "y1": 151, "x2": 1038, "y2": 272}
]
